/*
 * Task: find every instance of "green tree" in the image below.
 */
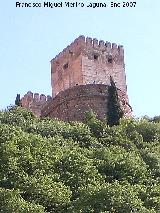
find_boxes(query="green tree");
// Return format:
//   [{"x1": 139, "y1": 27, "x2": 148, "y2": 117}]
[
  {"x1": 15, "y1": 94, "x2": 21, "y2": 106},
  {"x1": 107, "y1": 76, "x2": 124, "y2": 126},
  {"x1": 0, "y1": 107, "x2": 159, "y2": 212},
  {"x1": 0, "y1": 188, "x2": 45, "y2": 213}
]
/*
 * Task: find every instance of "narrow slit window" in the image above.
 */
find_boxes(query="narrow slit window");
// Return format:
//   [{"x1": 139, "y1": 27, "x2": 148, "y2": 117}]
[
  {"x1": 94, "y1": 54, "x2": 98, "y2": 60},
  {"x1": 108, "y1": 55, "x2": 112, "y2": 63},
  {"x1": 63, "y1": 63, "x2": 68, "y2": 69},
  {"x1": 69, "y1": 50, "x2": 73, "y2": 56}
]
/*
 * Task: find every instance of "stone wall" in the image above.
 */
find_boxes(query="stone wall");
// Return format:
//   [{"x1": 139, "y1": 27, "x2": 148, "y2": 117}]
[
  {"x1": 21, "y1": 91, "x2": 52, "y2": 117},
  {"x1": 51, "y1": 36, "x2": 126, "y2": 98},
  {"x1": 41, "y1": 84, "x2": 132, "y2": 122}
]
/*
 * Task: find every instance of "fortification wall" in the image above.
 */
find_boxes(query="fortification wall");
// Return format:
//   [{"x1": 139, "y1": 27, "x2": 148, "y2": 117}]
[
  {"x1": 51, "y1": 36, "x2": 86, "y2": 97},
  {"x1": 41, "y1": 84, "x2": 132, "y2": 122},
  {"x1": 21, "y1": 91, "x2": 52, "y2": 117},
  {"x1": 51, "y1": 35, "x2": 126, "y2": 97},
  {"x1": 81, "y1": 37, "x2": 126, "y2": 92}
]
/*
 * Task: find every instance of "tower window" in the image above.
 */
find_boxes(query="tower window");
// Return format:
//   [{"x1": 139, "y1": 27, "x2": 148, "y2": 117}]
[
  {"x1": 69, "y1": 50, "x2": 73, "y2": 56},
  {"x1": 93, "y1": 54, "x2": 98, "y2": 60},
  {"x1": 63, "y1": 63, "x2": 68, "y2": 69},
  {"x1": 108, "y1": 55, "x2": 112, "y2": 63}
]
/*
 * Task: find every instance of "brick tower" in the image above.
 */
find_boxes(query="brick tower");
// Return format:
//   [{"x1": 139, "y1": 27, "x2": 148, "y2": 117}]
[
  {"x1": 41, "y1": 36, "x2": 132, "y2": 121},
  {"x1": 51, "y1": 35, "x2": 126, "y2": 97}
]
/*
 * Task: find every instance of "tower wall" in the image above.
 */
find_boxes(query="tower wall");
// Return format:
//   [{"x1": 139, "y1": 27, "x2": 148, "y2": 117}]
[
  {"x1": 51, "y1": 36, "x2": 127, "y2": 98},
  {"x1": 41, "y1": 84, "x2": 132, "y2": 121},
  {"x1": 81, "y1": 41, "x2": 126, "y2": 92},
  {"x1": 51, "y1": 55, "x2": 83, "y2": 97},
  {"x1": 51, "y1": 36, "x2": 85, "y2": 97}
]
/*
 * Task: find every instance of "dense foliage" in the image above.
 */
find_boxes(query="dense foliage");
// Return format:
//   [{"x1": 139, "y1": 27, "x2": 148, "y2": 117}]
[
  {"x1": 107, "y1": 76, "x2": 124, "y2": 126},
  {"x1": 15, "y1": 94, "x2": 21, "y2": 106},
  {"x1": 0, "y1": 107, "x2": 159, "y2": 212}
]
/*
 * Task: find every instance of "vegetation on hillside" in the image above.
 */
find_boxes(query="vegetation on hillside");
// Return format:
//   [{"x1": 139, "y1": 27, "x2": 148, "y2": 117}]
[{"x1": 0, "y1": 107, "x2": 159, "y2": 212}]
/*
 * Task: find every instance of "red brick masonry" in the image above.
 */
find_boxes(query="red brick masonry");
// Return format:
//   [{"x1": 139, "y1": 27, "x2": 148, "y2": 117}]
[{"x1": 41, "y1": 84, "x2": 132, "y2": 121}]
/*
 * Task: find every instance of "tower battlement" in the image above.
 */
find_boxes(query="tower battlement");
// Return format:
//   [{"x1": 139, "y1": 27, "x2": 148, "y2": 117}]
[
  {"x1": 52, "y1": 35, "x2": 124, "y2": 64},
  {"x1": 21, "y1": 91, "x2": 52, "y2": 117}
]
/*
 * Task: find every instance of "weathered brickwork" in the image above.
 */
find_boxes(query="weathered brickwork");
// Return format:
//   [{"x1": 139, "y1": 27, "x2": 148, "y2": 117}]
[
  {"x1": 21, "y1": 35, "x2": 132, "y2": 120},
  {"x1": 21, "y1": 91, "x2": 52, "y2": 117},
  {"x1": 41, "y1": 84, "x2": 132, "y2": 122},
  {"x1": 51, "y1": 36, "x2": 126, "y2": 97}
]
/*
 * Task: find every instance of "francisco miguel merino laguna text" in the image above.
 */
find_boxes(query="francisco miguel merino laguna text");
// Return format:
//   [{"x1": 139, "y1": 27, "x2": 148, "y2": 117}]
[
  {"x1": 16, "y1": 1, "x2": 137, "y2": 8},
  {"x1": 15, "y1": 2, "x2": 108, "y2": 8}
]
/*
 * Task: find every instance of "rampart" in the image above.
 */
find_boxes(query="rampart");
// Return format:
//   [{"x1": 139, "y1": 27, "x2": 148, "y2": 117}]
[
  {"x1": 41, "y1": 84, "x2": 132, "y2": 122},
  {"x1": 21, "y1": 91, "x2": 52, "y2": 117}
]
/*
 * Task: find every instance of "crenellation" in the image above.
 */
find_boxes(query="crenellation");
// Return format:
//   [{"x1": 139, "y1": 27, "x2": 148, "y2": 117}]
[
  {"x1": 52, "y1": 36, "x2": 125, "y2": 67},
  {"x1": 112, "y1": 43, "x2": 117, "y2": 48},
  {"x1": 111, "y1": 43, "x2": 118, "y2": 55},
  {"x1": 105, "y1": 42, "x2": 111, "y2": 53},
  {"x1": 118, "y1": 45, "x2": 124, "y2": 56},
  {"x1": 27, "y1": 91, "x2": 33, "y2": 98},
  {"x1": 93, "y1": 38, "x2": 99, "y2": 48},
  {"x1": 34, "y1": 93, "x2": 39, "y2": 101},
  {"x1": 40, "y1": 94, "x2": 46, "y2": 102},
  {"x1": 99, "y1": 40, "x2": 104, "y2": 45},
  {"x1": 74, "y1": 35, "x2": 85, "y2": 45},
  {"x1": 86, "y1": 37, "x2": 92, "y2": 46},
  {"x1": 99, "y1": 40, "x2": 106, "y2": 51},
  {"x1": 47, "y1": 95, "x2": 52, "y2": 101},
  {"x1": 21, "y1": 91, "x2": 51, "y2": 117}
]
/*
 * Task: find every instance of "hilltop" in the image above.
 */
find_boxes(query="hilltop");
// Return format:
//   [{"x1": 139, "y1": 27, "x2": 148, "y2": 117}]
[{"x1": 0, "y1": 107, "x2": 159, "y2": 212}]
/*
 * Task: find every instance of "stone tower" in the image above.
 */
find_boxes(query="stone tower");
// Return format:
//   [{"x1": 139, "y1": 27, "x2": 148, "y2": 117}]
[
  {"x1": 21, "y1": 36, "x2": 132, "y2": 121},
  {"x1": 51, "y1": 35, "x2": 126, "y2": 97}
]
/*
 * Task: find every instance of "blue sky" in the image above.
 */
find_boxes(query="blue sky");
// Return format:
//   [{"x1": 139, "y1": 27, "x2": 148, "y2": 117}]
[{"x1": 0, "y1": 0, "x2": 159, "y2": 117}]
